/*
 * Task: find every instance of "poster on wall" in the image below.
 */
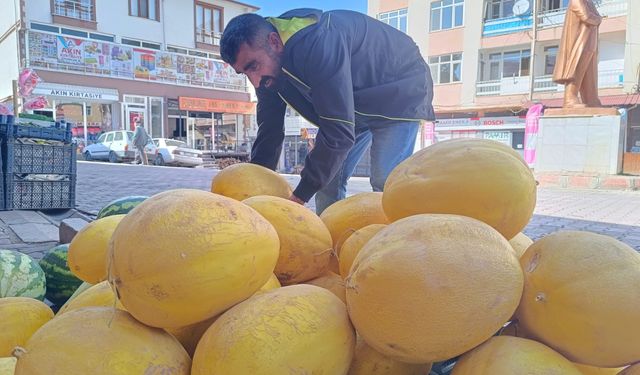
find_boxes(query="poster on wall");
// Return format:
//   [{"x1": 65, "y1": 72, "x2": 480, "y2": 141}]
[
  {"x1": 57, "y1": 36, "x2": 84, "y2": 65},
  {"x1": 133, "y1": 49, "x2": 158, "y2": 80},
  {"x1": 83, "y1": 41, "x2": 110, "y2": 71},
  {"x1": 176, "y1": 55, "x2": 196, "y2": 84},
  {"x1": 28, "y1": 32, "x2": 57, "y2": 63},
  {"x1": 110, "y1": 45, "x2": 133, "y2": 76},
  {"x1": 194, "y1": 58, "x2": 211, "y2": 84},
  {"x1": 156, "y1": 52, "x2": 177, "y2": 81}
]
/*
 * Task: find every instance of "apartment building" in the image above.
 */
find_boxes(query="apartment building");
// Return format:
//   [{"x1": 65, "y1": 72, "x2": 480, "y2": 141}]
[
  {"x1": 0, "y1": 0, "x2": 258, "y2": 154},
  {"x1": 369, "y1": 0, "x2": 640, "y2": 172}
]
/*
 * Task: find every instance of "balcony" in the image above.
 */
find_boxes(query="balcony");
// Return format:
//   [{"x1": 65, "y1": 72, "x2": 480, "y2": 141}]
[
  {"x1": 483, "y1": 0, "x2": 627, "y2": 37},
  {"x1": 538, "y1": 0, "x2": 628, "y2": 29},
  {"x1": 52, "y1": 0, "x2": 96, "y2": 29},
  {"x1": 25, "y1": 30, "x2": 247, "y2": 92},
  {"x1": 196, "y1": 29, "x2": 222, "y2": 46},
  {"x1": 476, "y1": 69, "x2": 624, "y2": 96}
]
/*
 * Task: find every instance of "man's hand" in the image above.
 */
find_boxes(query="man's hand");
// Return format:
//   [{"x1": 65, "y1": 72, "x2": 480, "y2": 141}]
[{"x1": 289, "y1": 194, "x2": 305, "y2": 205}]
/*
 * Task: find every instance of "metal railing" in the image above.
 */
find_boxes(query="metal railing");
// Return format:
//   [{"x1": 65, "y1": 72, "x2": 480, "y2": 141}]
[
  {"x1": 483, "y1": 0, "x2": 627, "y2": 35},
  {"x1": 538, "y1": 0, "x2": 628, "y2": 29},
  {"x1": 196, "y1": 29, "x2": 222, "y2": 46},
  {"x1": 53, "y1": 0, "x2": 94, "y2": 21},
  {"x1": 476, "y1": 69, "x2": 624, "y2": 96}
]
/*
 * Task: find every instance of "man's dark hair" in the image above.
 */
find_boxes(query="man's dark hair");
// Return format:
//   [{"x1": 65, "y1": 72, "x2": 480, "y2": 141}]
[{"x1": 220, "y1": 13, "x2": 277, "y2": 65}]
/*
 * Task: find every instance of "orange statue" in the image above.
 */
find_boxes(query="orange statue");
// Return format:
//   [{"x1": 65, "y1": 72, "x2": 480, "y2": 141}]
[{"x1": 553, "y1": 0, "x2": 603, "y2": 108}]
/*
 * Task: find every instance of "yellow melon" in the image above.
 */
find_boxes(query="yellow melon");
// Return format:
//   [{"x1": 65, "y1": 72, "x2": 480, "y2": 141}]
[
  {"x1": 328, "y1": 252, "x2": 340, "y2": 274},
  {"x1": 165, "y1": 315, "x2": 219, "y2": 357},
  {"x1": 382, "y1": 138, "x2": 536, "y2": 240},
  {"x1": 56, "y1": 280, "x2": 124, "y2": 315},
  {"x1": 573, "y1": 363, "x2": 625, "y2": 375},
  {"x1": 109, "y1": 189, "x2": 280, "y2": 328},
  {"x1": 348, "y1": 336, "x2": 432, "y2": 375},
  {"x1": 451, "y1": 336, "x2": 583, "y2": 375},
  {"x1": 14, "y1": 308, "x2": 190, "y2": 375},
  {"x1": 619, "y1": 364, "x2": 640, "y2": 374},
  {"x1": 0, "y1": 298, "x2": 53, "y2": 357},
  {"x1": 0, "y1": 357, "x2": 16, "y2": 375},
  {"x1": 517, "y1": 231, "x2": 640, "y2": 367},
  {"x1": 67, "y1": 214, "x2": 125, "y2": 284},
  {"x1": 320, "y1": 192, "x2": 389, "y2": 253},
  {"x1": 509, "y1": 232, "x2": 534, "y2": 257},
  {"x1": 305, "y1": 271, "x2": 347, "y2": 304},
  {"x1": 243, "y1": 195, "x2": 332, "y2": 284},
  {"x1": 192, "y1": 285, "x2": 355, "y2": 375},
  {"x1": 339, "y1": 224, "x2": 387, "y2": 279},
  {"x1": 256, "y1": 273, "x2": 281, "y2": 294},
  {"x1": 346, "y1": 214, "x2": 523, "y2": 363},
  {"x1": 210, "y1": 163, "x2": 292, "y2": 201}
]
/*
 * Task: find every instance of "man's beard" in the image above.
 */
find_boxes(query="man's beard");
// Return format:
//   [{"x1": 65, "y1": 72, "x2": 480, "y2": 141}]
[{"x1": 259, "y1": 45, "x2": 283, "y2": 92}]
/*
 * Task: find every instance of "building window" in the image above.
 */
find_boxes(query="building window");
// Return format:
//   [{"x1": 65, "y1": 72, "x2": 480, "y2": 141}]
[
  {"x1": 378, "y1": 9, "x2": 408, "y2": 33},
  {"x1": 31, "y1": 23, "x2": 60, "y2": 33},
  {"x1": 130, "y1": 0, "x2": 160, "y2": 21},
  {"x1": 429, "y1": 53, "x2": 462, "y2": 84},
  {"x1": 486, "y1": 0, "x2": 517, "y2": 19},
  {"x1": 60, "y1": 28, "x2": 88, "y2": 38},
  {"x1": 53, "y1": 0, "x2": 94, "y2": 21},
  {"x1": 90, "y1": 33, "x2": 115, "y2": 42},
  {"x1": 483, "y1": 49, "x2": 530, "y2": 80},
  {"x1": 541, "y1": 0, "x2": 569, "y2": 12},
  {"x1": 196, "y1": 2, "x2": 223, "y2": 45},
  {"x1": 121, "y1": 38, "x2": 142, "y2": 47},
  {"x1": 544, "y1": 46, "x2": 558, "y2": 75},
  {"x1": 167, "y1": 46, "x2": 188, "y2": 55},
  {"x1": 431, "y1": 0, "x2": 464, "y2": 32}
]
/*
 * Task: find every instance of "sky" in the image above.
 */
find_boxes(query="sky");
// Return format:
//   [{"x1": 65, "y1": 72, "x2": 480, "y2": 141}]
[{"x1": 248, "y1": 0, "x2": 368, "y2": 16}]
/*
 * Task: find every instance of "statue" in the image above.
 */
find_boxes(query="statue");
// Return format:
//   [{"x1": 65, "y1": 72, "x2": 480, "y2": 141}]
[{"x1": 553, "y1": 0, "x2": 603, "y2": 109}]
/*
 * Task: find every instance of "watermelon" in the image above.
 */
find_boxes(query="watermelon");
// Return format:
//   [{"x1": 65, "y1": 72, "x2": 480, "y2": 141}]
[
  {"x1": 39, "y1": 244, "x2": 83, "y2": 306},
  {"x1": 97, "y1": 196, "x2": 148, "y2": 219},
  {"x1": 0, "y1": 249, "x2": 46, "y2": 300}
]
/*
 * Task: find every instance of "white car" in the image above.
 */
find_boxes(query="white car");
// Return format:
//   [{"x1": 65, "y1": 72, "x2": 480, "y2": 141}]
[
  {"x1": 84, "y1": 130, "x2": 156, "y2": 163},
  {"x1": 152, "y1": 138, "x2": 203, "y2": 167}
]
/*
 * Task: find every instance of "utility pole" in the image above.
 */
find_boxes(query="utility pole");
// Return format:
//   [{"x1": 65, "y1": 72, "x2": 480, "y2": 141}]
[{"x1": 528, "y1": 0, "x2": 540, "y2": 102}]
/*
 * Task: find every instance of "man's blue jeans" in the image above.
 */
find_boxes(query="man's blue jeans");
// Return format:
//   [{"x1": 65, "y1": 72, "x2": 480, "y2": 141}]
[{"x1": 314, "y1": 117, "x2": 420, "y2": 214}]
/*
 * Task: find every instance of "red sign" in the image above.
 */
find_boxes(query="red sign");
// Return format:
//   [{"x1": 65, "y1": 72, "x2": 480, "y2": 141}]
[{"x1": 179, "y1": 97, "x2": 256, "y2": 115}]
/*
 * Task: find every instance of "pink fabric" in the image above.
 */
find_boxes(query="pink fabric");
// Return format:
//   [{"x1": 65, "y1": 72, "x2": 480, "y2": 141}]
[{"x1": 524, "y1": 104, "x2": 544, "y2": 166}]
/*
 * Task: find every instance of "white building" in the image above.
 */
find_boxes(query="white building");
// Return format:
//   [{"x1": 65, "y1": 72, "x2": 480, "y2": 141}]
[
  {"x1": 0, "y1": 0, "x2": 259, "y2": 154},
  {"x1": 368, "y1": 0, "x2": 640, "y2": 174}
]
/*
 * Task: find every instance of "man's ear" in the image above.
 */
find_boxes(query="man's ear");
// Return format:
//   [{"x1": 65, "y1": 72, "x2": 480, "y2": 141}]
[{"x1": 267, "y1": 32, "x2": 284, "y2": 53}]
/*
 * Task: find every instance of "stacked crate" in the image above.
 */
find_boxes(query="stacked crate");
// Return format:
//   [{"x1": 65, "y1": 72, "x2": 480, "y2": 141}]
[{"x1": 0, "y1": 115, "x2": 76, "y2": 210}]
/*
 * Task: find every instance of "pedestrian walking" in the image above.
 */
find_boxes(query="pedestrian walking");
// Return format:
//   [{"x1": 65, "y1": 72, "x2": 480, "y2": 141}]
[
  {"x1": 132, "y1": 118, "x2": 150, "y2": 165},
  {"x1": 220, "y1": 9, "x2": 434, "y2": 214}
]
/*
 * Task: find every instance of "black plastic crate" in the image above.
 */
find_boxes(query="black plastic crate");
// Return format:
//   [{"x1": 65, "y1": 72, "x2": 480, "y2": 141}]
[
  {"x1": 4, "y1": 175, "x2": 76, "y2": 210},
  {"x1": 3, "y1": 141, "x2": 76, "y2": 175},
  {"x1": 0, "y1": 120, "x2": 72, "y2": 143}
]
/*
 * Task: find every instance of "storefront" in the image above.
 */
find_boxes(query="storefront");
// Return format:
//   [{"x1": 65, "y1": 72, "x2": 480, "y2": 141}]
[
  {"x1": 433, "y1": 116, "x2": 527, "y2": 156},
  {"x1": 31, "y1": 82, "x2": 119, "y2": 152},
  {"x1": 623, "y1": 106, "x2": 640, "y2": 175},
  {"x1": 177, "y1": 96, "x2": 255, "y2": 153},
  {"x1": 121, "y1": 95, "x2": 164, "y2": 138}
]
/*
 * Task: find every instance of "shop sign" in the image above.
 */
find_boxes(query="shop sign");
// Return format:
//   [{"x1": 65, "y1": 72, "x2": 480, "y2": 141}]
[
  {"x1": 483, "y1": 131, "x2": 511, "y2": 144},
  {"x1": 33, "y1": 83, "x2": 119, "y2": 101},
  {"x1": 436, "y1": 116, "x2": 525, "y2": 129},
  {"x1": 179, "y1": 97, "x2": 256, "y2": 115}
]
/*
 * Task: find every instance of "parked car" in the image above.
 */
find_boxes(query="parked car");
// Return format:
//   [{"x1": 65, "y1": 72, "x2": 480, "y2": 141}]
[
  {"x1": 152, "y1": 138, "x2": 203, "y2": 167},
  {"x1": 83, "y1": 130, "x2": 156, "y2": 163}
]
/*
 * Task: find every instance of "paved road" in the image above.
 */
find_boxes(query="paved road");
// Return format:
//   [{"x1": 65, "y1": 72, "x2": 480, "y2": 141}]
[{"x1": 77, "y1": 161, "x2": 640, "y2": 250}]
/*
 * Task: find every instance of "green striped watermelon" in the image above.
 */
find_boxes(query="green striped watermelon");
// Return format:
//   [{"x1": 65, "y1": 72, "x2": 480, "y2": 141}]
[
  {"x1": 39, "y1": 244, "x2": 83, "y2": 305},
  {"x1": 0, "y1": 249, "x2": 46, "y2": 300},
  {"x1": 97, "y1": 196, "x2": 148, "y2": 219}
]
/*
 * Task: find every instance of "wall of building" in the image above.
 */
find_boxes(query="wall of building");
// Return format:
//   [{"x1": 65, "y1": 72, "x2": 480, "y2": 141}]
[
  {"x1": 0, "y1": 0, "x2": 20, "y2": 100},
  {"x1": 625, "y1": 3, "x2": 640, "y2": 92}
]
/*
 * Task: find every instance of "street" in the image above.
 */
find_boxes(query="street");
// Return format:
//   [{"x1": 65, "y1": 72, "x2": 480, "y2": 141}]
[{"x1": 77, "y1": 161, "x2": 640, "y2": 251}]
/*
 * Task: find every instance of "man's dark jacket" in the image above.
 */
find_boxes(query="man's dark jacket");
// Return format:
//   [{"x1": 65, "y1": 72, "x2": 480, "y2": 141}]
[{"x1": 252, "y1": 8, "x2": 435, "y2": 202}]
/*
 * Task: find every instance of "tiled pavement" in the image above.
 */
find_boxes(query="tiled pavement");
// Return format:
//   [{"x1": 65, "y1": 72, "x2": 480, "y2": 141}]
[{"x1": 2, "y1": 161, "x2": 640, "y2": 260}]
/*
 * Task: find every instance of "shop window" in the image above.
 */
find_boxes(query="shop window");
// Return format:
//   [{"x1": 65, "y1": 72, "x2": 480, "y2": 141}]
[
  {"x1": 431, "y1": 0, "x2": 464, "y2": 31},
  {"x1": 130, "y1": 0, "x2": 160, "y2": 21},
  {"x1": 429, "y1": 53, "x2": 462, "y2": 84},
  {"x1": 196, "y1": 2, "x2": 223, "y2": 45},
  {"x1": 378, "y1": 9, "x2": 408, "y2": 33}
]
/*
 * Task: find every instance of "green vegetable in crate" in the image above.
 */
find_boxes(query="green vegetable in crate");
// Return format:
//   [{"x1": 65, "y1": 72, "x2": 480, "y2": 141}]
[
  {"x1": 39, "y1": 244, "x2": 83, "y2": 306},
  {"x1": 97, "y1": 196, "x2": 148, "y2": 219},
  {"x1": 0, "y1": 249, "x2": 46, "y2": 300}
]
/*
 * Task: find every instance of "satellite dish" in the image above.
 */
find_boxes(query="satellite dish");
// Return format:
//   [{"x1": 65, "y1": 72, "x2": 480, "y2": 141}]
[{"x1": 513, "y1": 0, "x2": 531, "y2": 16}]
